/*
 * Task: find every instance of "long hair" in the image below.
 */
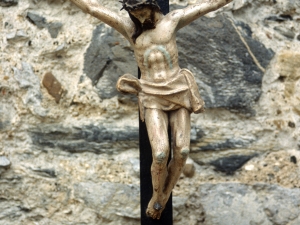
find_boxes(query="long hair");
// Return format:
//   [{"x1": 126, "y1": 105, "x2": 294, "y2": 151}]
[
  {"x1": 128, "y1": 13, "x2": 143, "y2": 44},
  {"x1": 129, "y1": 7, "x2": 158, "y2": 44}
]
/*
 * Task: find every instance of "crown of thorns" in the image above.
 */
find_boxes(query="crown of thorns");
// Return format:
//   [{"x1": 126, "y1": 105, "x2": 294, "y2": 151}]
[{"x1": 119, "y1": 0, "x2": 161, "y2": 11}]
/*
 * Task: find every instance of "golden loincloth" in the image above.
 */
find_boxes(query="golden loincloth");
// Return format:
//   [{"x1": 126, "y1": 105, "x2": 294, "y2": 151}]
[{"x1": 116, "y1": 68, "x2": 205, "y2": 121}]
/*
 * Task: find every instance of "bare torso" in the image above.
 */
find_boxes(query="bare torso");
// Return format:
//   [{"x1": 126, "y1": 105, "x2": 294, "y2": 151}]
[
  {"x1": 129, "y1": 17, "x2": 181, "y2": 82},
  {"x1": 70, "y1": 0, "x2": 232, "y2": 84}
]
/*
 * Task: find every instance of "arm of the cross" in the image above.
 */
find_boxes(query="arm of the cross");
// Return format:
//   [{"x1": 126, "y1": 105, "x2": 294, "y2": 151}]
[
  {"x1": 174, "y1": 0, "x2": 234, "y2": 30},
  {"x1": 69, "y1": 0, "x2": 132, "y2": 40}
]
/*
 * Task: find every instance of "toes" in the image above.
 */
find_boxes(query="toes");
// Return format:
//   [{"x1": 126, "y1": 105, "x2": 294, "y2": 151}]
[
  {"x1": 146, "y1": 209, "x2": 152, "y2": 217},
  {"x1": 146, "y1": 208, "x2": 161, "y2": 220}
]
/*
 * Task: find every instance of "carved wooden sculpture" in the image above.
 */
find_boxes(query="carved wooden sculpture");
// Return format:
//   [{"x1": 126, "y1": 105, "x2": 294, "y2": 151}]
[{"x1": 69, "y1": 0, "x2": 233, "y2": 219}]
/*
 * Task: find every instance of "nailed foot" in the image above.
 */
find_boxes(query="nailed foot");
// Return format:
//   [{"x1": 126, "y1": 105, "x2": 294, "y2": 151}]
[
  {"x1": 153, "y1": 202, "x2": 163, "y2": 210},
  {"x1": 146, "y1": 200, "x2": 164, "y2": 219}
]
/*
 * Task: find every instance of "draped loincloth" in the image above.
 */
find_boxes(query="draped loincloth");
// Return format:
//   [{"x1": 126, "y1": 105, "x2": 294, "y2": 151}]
[{"x1": 116, "y1": 68, "x2": 205, "y2": 121}]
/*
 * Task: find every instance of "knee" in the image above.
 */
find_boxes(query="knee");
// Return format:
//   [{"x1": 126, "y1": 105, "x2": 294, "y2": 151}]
[
  {"x1": 179, "y1": 148, "x2": 190, "y2": 159},
  {"x1": 153, "y1": 151, "x2": 168, "y2": 164}
]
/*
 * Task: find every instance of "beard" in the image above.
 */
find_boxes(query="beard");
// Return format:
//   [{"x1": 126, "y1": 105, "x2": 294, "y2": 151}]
[{"x1": 142, "y1": 19, "x2": 156, "y2": 30}]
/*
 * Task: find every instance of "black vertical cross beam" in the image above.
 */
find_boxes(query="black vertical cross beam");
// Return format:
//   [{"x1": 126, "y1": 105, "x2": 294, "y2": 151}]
[{"x1": 139, "y1": 1, "x2": 172, "y2": 224}]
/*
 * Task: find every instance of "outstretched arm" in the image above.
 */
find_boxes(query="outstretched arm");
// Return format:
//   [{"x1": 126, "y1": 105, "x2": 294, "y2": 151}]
[
  {"x1": 69, "y1": 0, "x2": 132, "y2": 40},
  {"x1": 173, "y1": 0, "x2": 233, "y2": 30}
]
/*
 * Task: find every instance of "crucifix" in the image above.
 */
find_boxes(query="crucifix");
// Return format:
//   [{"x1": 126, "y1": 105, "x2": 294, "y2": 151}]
[
  {"x1": 68, "y1": 0, "x2": 233, "y2": 221},
  {"x1": 138, "y1": 3, "x2": 171, "y2": 224}
]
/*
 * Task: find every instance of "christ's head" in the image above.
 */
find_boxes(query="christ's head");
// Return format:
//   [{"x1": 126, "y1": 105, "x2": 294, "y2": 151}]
[{"x1": 120, "y1": 0, "x2": 162, "y2": 43}]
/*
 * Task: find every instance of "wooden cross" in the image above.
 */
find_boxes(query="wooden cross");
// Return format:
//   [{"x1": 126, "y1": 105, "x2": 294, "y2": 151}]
[{"x1": 139, "y1": 2, "x2": 171, "y2": 224}]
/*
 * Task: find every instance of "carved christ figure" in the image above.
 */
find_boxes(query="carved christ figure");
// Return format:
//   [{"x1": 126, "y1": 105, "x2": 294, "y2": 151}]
[{"x1": 69, "y1": 0, "x2": 233, "y2": 219}]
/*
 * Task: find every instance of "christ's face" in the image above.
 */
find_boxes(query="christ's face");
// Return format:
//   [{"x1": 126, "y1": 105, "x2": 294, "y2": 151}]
[
  {"x1": 130, "y1": 7, "x2": 155, "y2": 29},
  {"x1": 130, "y1": 7, "x2": 152, "y2": 24}
]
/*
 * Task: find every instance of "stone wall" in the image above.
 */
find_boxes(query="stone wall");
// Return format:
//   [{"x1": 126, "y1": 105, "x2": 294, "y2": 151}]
[{"x1": 1, "y1": 0, "x2": 300, "y2": 224}]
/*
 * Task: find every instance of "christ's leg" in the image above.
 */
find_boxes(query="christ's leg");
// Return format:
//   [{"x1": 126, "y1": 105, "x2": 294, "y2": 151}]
[
  {"x1": 163, "y1": 108, "x2": 191, "y2": 204},
  {"x1": 144, "y1": 108, "x2": 169, "y2": 219}
]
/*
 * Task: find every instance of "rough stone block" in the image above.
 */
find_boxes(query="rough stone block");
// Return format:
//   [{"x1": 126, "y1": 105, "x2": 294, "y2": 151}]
[
  {"x1": 210, "y1": 154, "x2": 257, "y2": 174},
  {"x1": 176, "y1": 14, "x2": 274, "y2": 113},
  {"x1": 26, "y1": 12, "x2": 62, "y2": 38},
  {"x1": 30, "y1": 124, "x2": 139, "y2": 154},
  {"x1": 0, "y1": 156, "x2": 11, "y2": 169},
  {"x1": 0, "y1": 0, "x2": 17, "y2": 7},
  {"x1": 73, "y1": 182, "x2": 140, "y2": 219},
  {"x1": 189, "y1": 183, "x2": 300, "y2": 225}
]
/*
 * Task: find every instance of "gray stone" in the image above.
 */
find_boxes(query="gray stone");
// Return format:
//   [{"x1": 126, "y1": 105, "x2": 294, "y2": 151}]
[
  {"x1": 265, "y1": 14, "x2": 293, "y2": 22},
  {"x1": 13, "y1": 62, "x2": 47, "y2": 117},
  {"x1": 258, "y1": 184, "x2": 300, "y2": 224},
  {"x1": 210, "y1": 154, "x2": 257, "y2": 174},
  {"x1": 84, "y1": 24, "x2": 117, "y2": 86},
  {"x1": 0, "y1": 121, "x2": 9, "y2": 130},
  {"x1": 47, "y1": 22, "x2": 63, "y2": 38},
  {"x1": 26, "y1": 12, "x2": 62, "y2": 38},
  {"x1": 26, "y1": 12, "x2": 47, "y2": 29},
  {"x1": 15, "y1": 30, "x2": 28, "y2": 39},
  {"x1": 129, "y1": 158, "x2": 140, "y2": 176},
  {"x1": 0, "y1": 0, "x2": 18, "y2": 7},
  {"x1": 6, "y1": 32, "x2": 16, "y2": 40},
  {"x1": 187, "y1": 183, "x2": 300, "y2": 225},
  {"x1": 274, "y1": 26, "x2": 295, "y2": 39},
  {"x1": 194, "y1": 137, "x2": 255, "y2": 151},
  {"x1": 30, "y1": 168, "x2": 56, "y2": 178},
  {"x1": 190, "y1": 126, "x2": 205, "y2": 143},
  {"x1": 0, "y1": 102, "x2": 12, "y2": 131},
  {"x1": 83, "y1": 24, "x2": 137, "y2": 102},
  {"x1": 0, "y1": 156, "x2": 11, "y2": 168},
  {"x1": 6, "y1": 30, "x2": 29, "y2": 41},
  {"x1": 29, "y1": 122, "x2": 256, "y2": 156},
  {"x1": 73, "y1": 182, "x2": 140, "y2": 219},
  {"x1": 230, "y1": 0, "x2": 250, "y2": 10},
  {"x1": 13, "y1": 62, "x2": 40, "y2": 89},
  {"x1": 30, "y1": 124, "x2": 139, "y2": 154},
  {"x1": 175, "y1": 11, "x2": 274, "y2": 114},
  {"x1": 275, "y1": 0, "x2": 300, "y2": 15},
  {"x1": 0, "y1": 205, "x2": 22, "y2": 221}
]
